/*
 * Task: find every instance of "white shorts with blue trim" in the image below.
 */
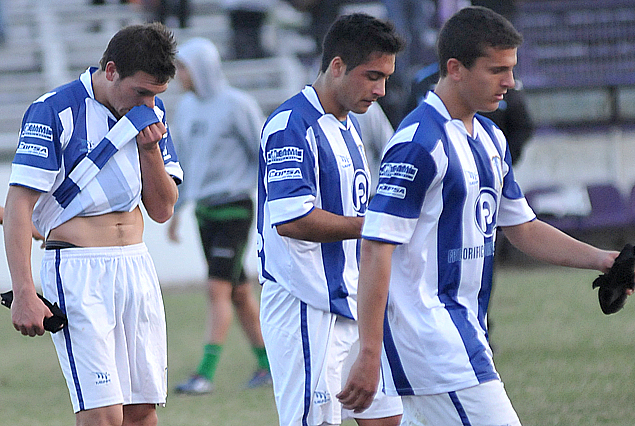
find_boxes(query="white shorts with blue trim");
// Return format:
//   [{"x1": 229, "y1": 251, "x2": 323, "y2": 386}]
[
  {"x1": 41, "y1": 243, "x2": 167, "y2": 413},
  {"x1": 260, "y1": 280, "x2": 402, "y2": 426},
  {"x1": 400, "y1": 379, "x2": 521, "y2": 426}
]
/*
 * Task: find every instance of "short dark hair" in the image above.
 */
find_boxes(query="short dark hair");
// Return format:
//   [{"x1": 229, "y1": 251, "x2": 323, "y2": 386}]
[
  {"x1": 320, "y1": 13, "x2": 405, "y2": 73},
  {"x1": 437, "y1": 6, "x2": 522, "y2": 77},
  {"x1": 99, "y1": 22, "x2": 177, "y2": 83}
]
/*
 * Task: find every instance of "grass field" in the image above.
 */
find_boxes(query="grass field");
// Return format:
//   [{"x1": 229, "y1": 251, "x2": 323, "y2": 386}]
[{"x1": 1, "y1": 265, "x2": 635, "y2": 425}]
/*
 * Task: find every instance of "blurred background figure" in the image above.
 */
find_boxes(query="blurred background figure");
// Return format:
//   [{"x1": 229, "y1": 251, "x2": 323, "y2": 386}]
[
  {"x1": 155, "y1": 0, "x2": 190, "y2": 28},
  {"x1": 223, "y1": 0, "x2": 276, "y2": 59},
  {"x1": 167, "y1": 37, "x2": 271, "y2": 394}
]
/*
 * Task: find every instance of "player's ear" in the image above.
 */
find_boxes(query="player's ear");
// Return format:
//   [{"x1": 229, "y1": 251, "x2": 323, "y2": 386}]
[
  {"x1": 104, "y1": 61, "x2": 119, "y2": 82},
  {"x1": 446, "y1": 58, "x2": 463, "y2": 81},
  {"x1": 330, "y1": 56, "x2": 346, "y2": 78}
]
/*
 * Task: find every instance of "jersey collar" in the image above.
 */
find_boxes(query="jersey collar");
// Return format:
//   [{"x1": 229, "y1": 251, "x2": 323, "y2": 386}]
[{"x1": 80, "y1": 67, "x2": 97, "y2": 99}]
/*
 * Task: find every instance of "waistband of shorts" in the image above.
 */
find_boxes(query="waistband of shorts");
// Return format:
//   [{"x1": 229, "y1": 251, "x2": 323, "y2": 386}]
[{"x1": 42, "y1": 242, "x2": 149, "y2": 260}]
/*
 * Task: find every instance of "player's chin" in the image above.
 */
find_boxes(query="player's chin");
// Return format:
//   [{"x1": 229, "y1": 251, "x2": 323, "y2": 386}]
[
  {"x1": 352, "y1": 101, "x2": 373, "y2": 115},
  {"x1": 479, "y1": 101, "x2": 500, "y2": 113}
]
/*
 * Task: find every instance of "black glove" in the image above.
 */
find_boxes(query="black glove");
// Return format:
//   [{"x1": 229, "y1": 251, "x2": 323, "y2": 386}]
[
  {"x1": 592, "y1": 244, "x2": 635, "y2": 315},
  {"x1": 1, "y1": 290, "x2": 68, "y2": 333}
]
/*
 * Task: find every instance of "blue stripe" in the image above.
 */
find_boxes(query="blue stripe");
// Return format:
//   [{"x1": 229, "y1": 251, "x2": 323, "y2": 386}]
[
  {"x1": 383, "y1": 303, "x2": 414, "y2": 395},
  {"x1": 256, "y1": 147, "x2": 276, "y2": 283},
  {"x1": 52, "y1": 178, "x2": 80, "y2": 208},
  {"x1": 316, "y1": 127, "x2": 353, "y2": 319},
  {"x1": 300, "y1": 302, "x2": 311, "y2": 426},
  {"x1": 468, "y1": 131, "x2": 498, "y2": 335},
  {"x1": 341, "y1": 124, "x2": 368, "y2": 269},
  {"x1": 125, "y1": 105, "x2": 161, "y2": 132},
  {"x1": 449, "y1": 391, "x2": 472, "y2": 425},
  {"x1": 55, "y1": 250, "x2": 84, "y2": 411},
  {"x1": 87, "y1": 138, "x2": 117, "y2": 169},
  {"x1": 438, "y1": 137, "x2": 496, "y2": 382}
]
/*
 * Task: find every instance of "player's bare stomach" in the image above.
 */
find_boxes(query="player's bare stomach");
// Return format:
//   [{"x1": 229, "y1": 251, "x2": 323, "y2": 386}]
[{"x1": 47, "y1": 207, "x2": 144, "y2": 247}]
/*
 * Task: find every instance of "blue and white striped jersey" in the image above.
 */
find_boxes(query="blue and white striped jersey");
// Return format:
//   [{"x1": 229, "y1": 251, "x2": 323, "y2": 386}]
[
  {"x1": 257, "y1": 86, "x2": 370, "y2": 319},
  {"x1": 9, "y1": 68, "x2": 183, "y2": 237},
  {"x1": 363, "y1": 92, "x2": 535, "y2": 396}
]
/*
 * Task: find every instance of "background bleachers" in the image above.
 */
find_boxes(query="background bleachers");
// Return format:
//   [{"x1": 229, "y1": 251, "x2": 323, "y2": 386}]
[{"x1": 515, "y1": 0, "x2": 635, "y2": 126}]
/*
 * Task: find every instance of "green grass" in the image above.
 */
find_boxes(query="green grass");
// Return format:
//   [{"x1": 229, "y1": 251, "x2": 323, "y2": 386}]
[{"x1": 1, "y1": 266, "x2": 634, "y2": 425}]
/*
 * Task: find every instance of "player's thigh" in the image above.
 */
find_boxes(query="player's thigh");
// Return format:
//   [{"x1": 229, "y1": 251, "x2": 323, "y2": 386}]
[
  {"x1": 260, "y1": 281, "x2": 334, "y2": 426},
  {"x1": 400, "y1": 380, "x2": 521, "y2": 426},
  {"x1": 339, "y1": 320, "x2": 402, "y2": 422}
]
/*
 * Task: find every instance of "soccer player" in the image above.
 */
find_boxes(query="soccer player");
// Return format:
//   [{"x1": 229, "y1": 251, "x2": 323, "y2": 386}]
[
  {"x1": 167, "y1": 37, "x2": 271, "y2": 394},
  {"x1": 337, "y1": 7, "x2": 627, "y2": 425},
  {"x1": 257, "y1": 13, "x2": 405, "y2": 426},
  {"x1": 5, "y1": 23, "x2": 181, "y2": 426}
]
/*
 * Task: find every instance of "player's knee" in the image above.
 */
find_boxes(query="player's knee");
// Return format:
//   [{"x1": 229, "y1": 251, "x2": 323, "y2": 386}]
[{"x1": 122, "y1": 404, "x2": 157, "y2": 426}]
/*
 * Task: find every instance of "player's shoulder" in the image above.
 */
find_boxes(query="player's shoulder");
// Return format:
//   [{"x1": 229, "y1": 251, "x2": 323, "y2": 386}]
[
  {"x1": 29, "y1": 79, "x2": 87, "y2": 114},
  {"x1": 392, "y1": 102, "x2": 446, "y2": 152},
  {"x1": 263, "y1": 92, "x2": 319, "y2": 138}
]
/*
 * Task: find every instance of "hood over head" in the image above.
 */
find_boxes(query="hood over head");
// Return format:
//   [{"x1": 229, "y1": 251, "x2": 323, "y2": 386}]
[{"x1": 176, "y1": 37, "x2": 227, "y2": 99}]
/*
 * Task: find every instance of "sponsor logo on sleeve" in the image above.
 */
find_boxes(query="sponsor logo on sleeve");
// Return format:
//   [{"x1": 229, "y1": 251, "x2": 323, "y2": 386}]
[
  {"x1": 21, "y1": 122, "x2": 53, "y2": 142},
  {"x1": 379, "y1": 162, "x2": 418, "y2": 181},
  {"x1": 267, "y1": 168, "x2": 303, "y2": 182},
  {"x1": 376, "y1": 183, "x2": 406, "y2": 199},
  {"x1": 266, "y1": 147, "x2": 303, "y2": 164},
  {"x1": 16, "y1": 141, "x2": 49, "y2": 158}
]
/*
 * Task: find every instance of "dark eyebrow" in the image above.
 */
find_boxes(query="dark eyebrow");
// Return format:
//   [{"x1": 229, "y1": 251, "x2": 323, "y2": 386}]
[{"x1": 366, "y1": 70, "x2": 390, "y2": 79}]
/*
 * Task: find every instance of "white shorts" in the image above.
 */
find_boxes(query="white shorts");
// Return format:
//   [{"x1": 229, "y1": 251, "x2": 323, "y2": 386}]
[
  {"x1": 400, "y1": 380, "x2": 521, "y2": 426},
  {"x1": 260, "y1": 280, "x2": 402, "y2": 426},
  {"x1": 41, "y1": 243, "x2": 167, "y2": 413}
]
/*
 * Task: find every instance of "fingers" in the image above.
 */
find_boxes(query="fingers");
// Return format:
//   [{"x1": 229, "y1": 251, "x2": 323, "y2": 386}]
[
  {"x1": 137, "y1": 122, "x2": 167, "y2": 149},
  {"x1": 14, "y1": 321, "x2": 46, "y2": 337},
  {"x1": 336, "y1": 385, "x2": 375, "y2": 413}
]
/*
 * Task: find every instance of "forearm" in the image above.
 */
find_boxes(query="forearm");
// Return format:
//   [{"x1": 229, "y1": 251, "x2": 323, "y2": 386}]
[
  {"x1": 276, "y1": 208, "x2": 364, "y2": 242},
  {"x1": 4, "y1": 187, "x2": 38, "y2": 296},
  {"x1": 139, "y1": 144, "x2": 179, "y2": 223},
  {"x1": 357, "y1": 239, "x2": 395, "y2": 358},
  {"x1": 502, "y1": 219, "x2": 615, "y2": 272}
]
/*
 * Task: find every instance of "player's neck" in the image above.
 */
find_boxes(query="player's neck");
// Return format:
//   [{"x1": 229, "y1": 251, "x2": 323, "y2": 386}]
[
  {"x1": 312, "y1": 72, "x2": 348, "y2": 121},
  {"x1": 434, "y1": 81, "x2": 475, "y2": 135}
]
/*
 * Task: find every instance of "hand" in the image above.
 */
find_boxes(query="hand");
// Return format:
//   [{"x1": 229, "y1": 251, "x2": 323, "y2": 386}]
[
  {"x1": 136, "y1": 121, "x2": 167, "y2": 152},
  {"x1": 12, "y1": 290, "x2": 52, "y2": 337},
  {"x1": 336, "y1": 352, "x2": 381, "y2": 413}
]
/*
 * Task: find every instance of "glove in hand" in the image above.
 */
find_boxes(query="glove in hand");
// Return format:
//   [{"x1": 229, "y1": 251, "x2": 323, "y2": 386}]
[
  {"x1": 592, "y1": 244, "x2": 635, "y2": 315},
  {"x1": 1, "y1": 290, "x2": 68, "y2": 333}
]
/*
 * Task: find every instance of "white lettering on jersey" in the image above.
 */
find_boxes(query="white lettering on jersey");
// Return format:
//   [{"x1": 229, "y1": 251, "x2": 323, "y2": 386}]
[
  {"x1": 268, "y1": 168, "x2": 303, "y2": 182},
  {"x1": 21, "y1": 123, "x2": 53, "y2": 142},
  {"x1": 267, "y1": 147, "x2": 303, "y2": 164},
  {"x1": 16, "y1": 141, "x2": 49, "y2": 158},
  {"x1": 377, "y1": 183, "x2": 406, "y2": 199},
  {"x1": 379, "y1": 162, "x2": 418, "y2": 181}
]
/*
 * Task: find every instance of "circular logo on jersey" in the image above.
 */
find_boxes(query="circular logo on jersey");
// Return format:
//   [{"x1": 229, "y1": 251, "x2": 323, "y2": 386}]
[
  {"x1": 474, "y1": 188, "x2": 498, "y2": 237},
  {"x1": 352, "y1": 170, "x2": 369, "y2": 214},
  {"x1": 256, "y1": 233, "x2": 263, "y2": 252}
]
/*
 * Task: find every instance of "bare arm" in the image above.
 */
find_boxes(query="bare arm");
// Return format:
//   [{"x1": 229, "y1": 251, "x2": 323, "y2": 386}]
[
  {"x1": 4, "y1": 186, "x2": 52, "y2": 336},
  {"x1": 337, "y1": 239, "x2": 396, "y2": 412},
  {"x1": 501, "y1": 219, "x2": 617, "y2": 273},
  {"x1": 138, "y1": 122, "x2": 179, "y2": 223},
  {"x1": 276, "y1": 208, "x2": 364, "y2": 243}
]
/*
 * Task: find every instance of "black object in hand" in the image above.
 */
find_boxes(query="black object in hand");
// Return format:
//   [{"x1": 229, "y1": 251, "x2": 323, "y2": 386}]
[
  {"x1": 592, "y1": 244, "x2": 635, "y2": 315},
  {"x1": 1, "y1": 290, "x2": 68, "y2": 332}
]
